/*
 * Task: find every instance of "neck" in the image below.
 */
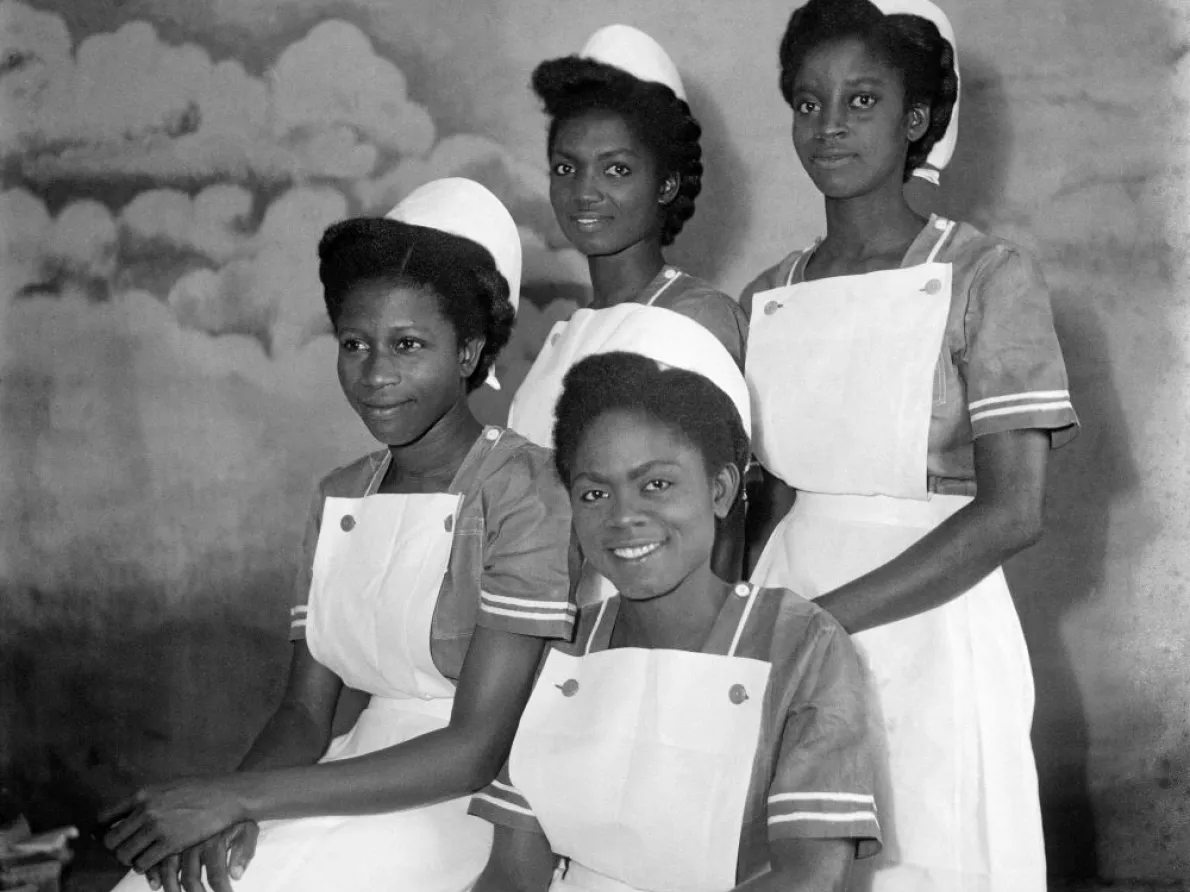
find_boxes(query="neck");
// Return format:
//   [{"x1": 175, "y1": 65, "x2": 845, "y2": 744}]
[
  {"x1": 821, "y1": 177, "x2": 923, "y2": 259},
  {"x1": 588, "y1": 240, "x2": 666, "y2": 309},
  {"x1": 615, "y1": 563, "x2": 729, "y2": 651},
  {"x1": 387, "y1": 398, "x2": 482, "y2": 485}
]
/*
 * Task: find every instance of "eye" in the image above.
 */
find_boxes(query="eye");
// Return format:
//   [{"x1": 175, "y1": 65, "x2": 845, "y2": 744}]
[
  {"x1": 578, "y1": 488, "x2": 608, "y2": 504},
  {"x1": 394, "y1": 337, "x2": 424, "y2": 352},
  {"x1": 643, "y1": 479, "x2": 672, "y2": 494},
  {"x1": 551, "y1": 161, "x2": 574, "y2": 176},
  {"x1": 794, "y1": 98, "x2": 818, "y2": 115},
  {"x1": 850, "y1": 93, "x2": 877, "y2": 110},
  {"x1": 605, "y1": 162, "x2": 631, "y2": 177},
  {"x1": 338, "y1": 337, "x2": 367, "y2": 354}
]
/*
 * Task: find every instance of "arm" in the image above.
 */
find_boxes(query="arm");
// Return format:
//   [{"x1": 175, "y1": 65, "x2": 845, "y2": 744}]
[
  {"x1": 734, "y1": 838, "x2": 854, "y2": 891},
  {"x1": 816, "y1": 428, "x2": 1048, "y2": 634},
  {"x1": 472, "y1": 825, "x2": 557, "y2": 892},
  {"x1": 744, "y1": 466, "x2": 797, "y2": 579},
  {"x1": 238, "y1": 642, "x2": 344, "y2": 771},
  {"x1": 104, "y1": 625, "x2": 545, "y2": 869}
]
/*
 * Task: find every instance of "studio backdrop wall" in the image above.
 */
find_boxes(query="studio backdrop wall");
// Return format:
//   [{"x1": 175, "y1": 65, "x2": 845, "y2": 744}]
[{"x1": 1, "y1": 0, "x2": 1187, "y2": 882}]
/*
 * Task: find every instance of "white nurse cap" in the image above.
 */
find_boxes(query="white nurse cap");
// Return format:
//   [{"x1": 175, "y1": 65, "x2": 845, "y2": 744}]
[
  {"x1": 579, "y1": 24, "x2": 687, "y2": 101},
  {"x1": 385, "y1": 177, "x2": 522, "y2": 390},
  {"x1": 872, "y1": 0, "x2": 960, "y2": 185}
]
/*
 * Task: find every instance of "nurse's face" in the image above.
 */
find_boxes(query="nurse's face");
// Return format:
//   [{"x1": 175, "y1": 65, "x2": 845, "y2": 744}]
[
  {"x1": 789, "y1": 36, "x2": 928, "y2": 200},
  {"x1": 569, "y1": 410, "x2": 736, "y2": 602},
  {"x1": 548, "y1": 109, "x2": 675, "y2": 258},
  {"x1": 335, "y1": 279, "x2": 480, "y2": 447}
]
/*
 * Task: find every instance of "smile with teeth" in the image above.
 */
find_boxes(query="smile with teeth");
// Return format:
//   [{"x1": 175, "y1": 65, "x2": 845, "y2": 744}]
[{"x1": 612, "y1": 542, "x2": 662, "y2": 560}]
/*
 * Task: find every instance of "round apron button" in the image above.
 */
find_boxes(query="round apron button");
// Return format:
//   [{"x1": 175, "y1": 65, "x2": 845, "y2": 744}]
[
  {"x1": 340, "y1": 515, "x2": 356, "y2": 532},
  {"x1": 729, "y1": 684, "x2": 749, "y2": 705},
  {"x1": 550, "y1": 333, "x2": 561, "y2": 346},
  {"x1": 764, "y1": 300, "x2": 781, "y2": 316},
  {"x1": 558, "y1": 678, "x2": 580, "y2": 697},
  {"x1": 485, "y1": 427, "x2": 500, "y2": 441},
  {"x1": 923, "y1": 278, "x2": 942, "y2": 295},
  {"x1": 662, "y1": 267, "x2": 678, "y2": 280},
  {"x1": 733, "y1": 582, "x2": 751, "y2": 598}
]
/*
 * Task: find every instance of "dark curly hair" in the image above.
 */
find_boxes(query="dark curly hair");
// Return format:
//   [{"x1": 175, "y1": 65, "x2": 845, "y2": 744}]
[
  {"x1": 317, "y1": 218, "x2": 515, "y2": 392},
  {"x1": 553, "y1": 352, "x2": 749, "y2": 501},
  {"x1": 778, "y1": 0, "x2": 958, "y2": 179},
  {"x1": 532, "y1": 56, "x2": 702, "y2": 246}
]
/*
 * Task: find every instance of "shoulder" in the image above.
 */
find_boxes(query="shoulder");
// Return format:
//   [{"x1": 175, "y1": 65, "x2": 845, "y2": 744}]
[
  {"x1": 471, "y1": 428, "x2": 568, "y2": 515},
  {"x1": 316, "y1": 450, "x2": 388, "y2": 498},
  {"x1": 656, "y1": 269, "x2": 749, "y2": 364},
  {"x1": 744, "y1": 586, "x2": 860, "y2": 677},
  {"x1": 939, "y1": 221, "x2": 1044, "y2": 292},
  {"x1": 738, "y1": 249, "x2": 805, "y2": 319}
]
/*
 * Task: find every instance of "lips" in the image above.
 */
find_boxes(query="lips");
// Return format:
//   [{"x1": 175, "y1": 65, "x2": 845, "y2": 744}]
[
  {"x1": 360, "y1": 400, "x2": 411, "y2": 420},
  {"x1": 811, "y1": 152, "x2": 856, "y2": 169},
  {"x1": 609, "y1": 541, "x2": 662, "y2": 561},
  {"x1": 570, "y1": 212, "x2": 611, "y2": 231}
]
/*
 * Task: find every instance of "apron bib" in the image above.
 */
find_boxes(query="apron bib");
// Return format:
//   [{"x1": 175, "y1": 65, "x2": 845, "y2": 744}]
[
  {"x1": 510, "y1": 586, "x2": 771, "y2": 892},
  {"x1": 746, "y1": 224, "x2": 1046, "y2": 892},
  {"x1": 507, "y1": 291, "x2": 751, "y2": 449},
  {"x1": 111, "y1": 452, "x2": 493, "y2": 892}
]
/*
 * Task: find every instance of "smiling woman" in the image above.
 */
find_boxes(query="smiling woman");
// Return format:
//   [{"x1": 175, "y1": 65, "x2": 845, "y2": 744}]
[
  {"x1": 506, "y1": 24, "x2": 751, "y2": 583},
  {"x1": 99, "y1": 179, "x2": 576, "y2": 892},
  {"x1": 470, "y1": 352, "x2": 883, "y2": 892}
]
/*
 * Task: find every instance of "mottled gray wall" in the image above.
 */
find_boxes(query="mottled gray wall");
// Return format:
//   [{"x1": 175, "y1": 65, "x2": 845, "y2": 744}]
[{"x1": 1, "y1": 0, "x2": 1187, "y2": 882}]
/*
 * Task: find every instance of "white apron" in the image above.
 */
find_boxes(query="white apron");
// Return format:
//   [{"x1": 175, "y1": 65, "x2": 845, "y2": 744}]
[
  {"x1": 509, "y1": 584, "x2": 771, "y2": 892},
  {"x1": 506, "y1": 270, "x2": 751, "y2": 450},
  {"x1": 746, "y1": 224, "x2": 1046, "y2": 892},
  {"x1": 112, "y1": 453, "x2": 493, "y2": 892}
]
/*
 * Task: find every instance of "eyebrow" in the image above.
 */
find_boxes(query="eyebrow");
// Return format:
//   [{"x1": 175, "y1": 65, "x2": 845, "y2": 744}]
[
  {"x1": 793, "y1": 74, "x2": 889, "y2": 91},
  {"x1": 573, "y1": 458, "x2": 683, "y2": 484},
  {"x1": 551, "y1": 147, "x2": 642, "y2": 161}
]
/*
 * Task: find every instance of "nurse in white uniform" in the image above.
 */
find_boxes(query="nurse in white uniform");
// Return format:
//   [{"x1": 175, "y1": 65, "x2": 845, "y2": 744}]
[
  {"x1": 472, "y1": 352, "x2": 882, "y2": 892},
  {"x1": 742, "y1": 2, "x2": 1079, "y2": 890},
  {"x1": 101, "y1": 179, "x2": 576, "y2": 892},
  {"x1": 507, "y1": 24, "x2": 748, "y2": 449}
]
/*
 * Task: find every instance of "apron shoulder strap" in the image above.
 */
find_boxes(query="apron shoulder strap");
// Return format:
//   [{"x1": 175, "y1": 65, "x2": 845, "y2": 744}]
[
  {"x1": 785, "y1": 241, "x2": 822, "y2": 287},
  {"x1": 726, "y1": 583, "x2": 762, "y2": 657},
  {"x1": 924, "y1": 218, "x2": 958, "y2": 263},
  {"x1": 644, "y1": 266, "x2": 683, "y2": 306}
]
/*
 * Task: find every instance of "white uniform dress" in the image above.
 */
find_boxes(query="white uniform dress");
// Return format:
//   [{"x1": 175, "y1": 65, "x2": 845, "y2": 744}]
[
  {"x1": 111, "y1": 427, "x2": 575, "y2": 892},
  {"x1": 743, "y1": 216, "x2": 1078, "y2": 892}
]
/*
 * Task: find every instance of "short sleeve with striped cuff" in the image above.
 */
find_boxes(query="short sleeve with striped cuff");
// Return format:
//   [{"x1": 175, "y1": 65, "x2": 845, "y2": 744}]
[
  {"x1": 962, "y1": 245, "x2": 1078, "y2": 446},
  {"x1": 767, "y1": 622, "x2": 882, "y2": 857},
  {"x1": 469, "y1": 763, "x2": 545, "y2": 837},
  {"x1": 473, "y1": 441, "x2": 576, "y2": 639}
]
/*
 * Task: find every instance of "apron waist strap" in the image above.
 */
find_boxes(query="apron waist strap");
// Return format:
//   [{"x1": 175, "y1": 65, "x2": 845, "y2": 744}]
[
  {"x1": 792, "y1": 490, "x2": 972, "y2": 528},
  {"x1": 364, "y1": 694, "x2": 455, "y2": 721}
]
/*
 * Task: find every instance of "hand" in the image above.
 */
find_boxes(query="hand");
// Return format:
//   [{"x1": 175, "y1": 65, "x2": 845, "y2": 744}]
[
  {"x1": 145, "y1": 822, "x2": 260, "y2": 892},
  {"x1": 99, "y1": 780, "x2": 246, "y2": 873}
]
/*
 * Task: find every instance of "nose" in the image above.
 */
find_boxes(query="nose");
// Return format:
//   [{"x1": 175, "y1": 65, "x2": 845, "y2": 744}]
[
  {"x1": 608, "y1": 490, "x2": 647, "y2": 531},
  {"x1": 816, "y1": 101, "x2": 848, "y2": 140},
  {"x1": 576, "y1": 167, "x2": 602, "y2": 206},
  {"x1": 362, "y1": 350, "x2": 401, "y2": 388}
]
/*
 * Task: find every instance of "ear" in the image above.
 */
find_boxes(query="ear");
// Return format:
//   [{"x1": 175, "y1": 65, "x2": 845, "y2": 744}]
[
  {"x1": 906, "y1": 101, "x2": 931, "y2": 143},
  {"x1": 458, "y1": 335, "x2": 486, "y2": 380},
  {"x1": 658, "y1": 172, "x2": 681, "y2": 207},
  {"x1": 710, "y1": 462, "x2": 742, "y2": 520}
]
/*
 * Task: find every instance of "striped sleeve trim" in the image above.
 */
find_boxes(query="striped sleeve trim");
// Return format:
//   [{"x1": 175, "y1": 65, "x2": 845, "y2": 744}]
[
  {"x1": 467, "y1": 780, "x2": 545, "y2": 834},
  {"x1": 477, "y1": 591, "x2": 577, "y2": 638},
  {"x1": 968, "y1": 389, "x2": 1077, "y2": 436},
  {"x1": 288, "y1": 605, "x2": 307, "y2": 640},
  {"x1": 767, "y1": 792, "x2": 882, "y2": 847}
]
